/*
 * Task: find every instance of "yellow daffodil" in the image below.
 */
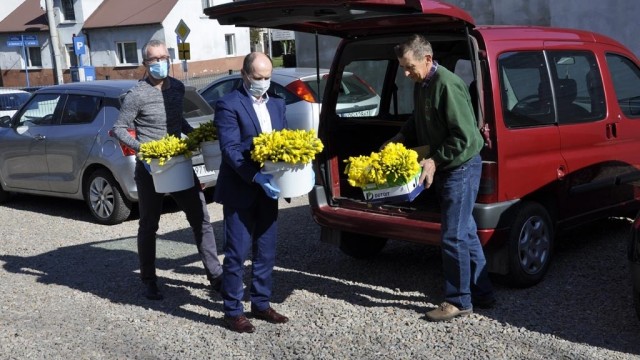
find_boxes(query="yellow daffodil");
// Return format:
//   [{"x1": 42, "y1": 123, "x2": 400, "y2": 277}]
[
  {"x1": 186, "y1": 121, "x2": 218, "y2": 151},
  {"x1": 344, "y1": 143, "x2": 421, "y2": 188},
  {"x1": 251, "y1": 129, "x2": 324, "y2": 166},
  {"x1": 138, "y1": 135, "x2": 192, "y2": 166}
]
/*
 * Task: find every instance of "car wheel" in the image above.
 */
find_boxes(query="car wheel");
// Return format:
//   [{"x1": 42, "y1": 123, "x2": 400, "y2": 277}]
[
  {"x1": 85, "y1": 169, "x2": 132, "y2": 225},
  {"x1": 339, "y1": 231, "x2": 388, "y2": 259},
  {"x1": 505, "y1": 201, "x2": 554, "y2": 287}
]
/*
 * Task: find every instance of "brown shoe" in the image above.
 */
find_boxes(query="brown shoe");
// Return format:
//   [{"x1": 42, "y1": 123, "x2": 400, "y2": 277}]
[
  {"x1": 224, "y1": 315, "x2": 255, "y2": 333},
  {"x1": 426, "y1": 302, "x2": 472, "y2": 322},
  {"x1": 250, "y1": 307, "x2": 289, "y2": 324}
]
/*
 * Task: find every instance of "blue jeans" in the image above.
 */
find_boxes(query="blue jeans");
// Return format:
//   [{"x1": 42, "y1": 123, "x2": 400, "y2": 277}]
[{"x1": 434, "y1": 154, "x2": 493, "y2": 310}]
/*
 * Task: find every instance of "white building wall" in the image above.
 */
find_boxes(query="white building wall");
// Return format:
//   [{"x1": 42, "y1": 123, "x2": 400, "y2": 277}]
[{"x1": 163, "y1": 0, "x2": 250, "y2": 63}]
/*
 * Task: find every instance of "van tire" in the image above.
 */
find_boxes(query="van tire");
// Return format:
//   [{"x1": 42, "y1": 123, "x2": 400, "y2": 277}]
[
  {"x1": 339, "y1": 232, "x2": 387, "y2": 259},
  {"x1": 84, "y1": 169, "x2": 132, "y2": 225},
  {"x1": 504, "y1": 202, "x2": 554, "y2": 287}
]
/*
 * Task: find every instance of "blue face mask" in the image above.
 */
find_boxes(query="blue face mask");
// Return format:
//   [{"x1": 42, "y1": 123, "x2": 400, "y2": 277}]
[
  {"x1": 248, "y1": 78, "x2": 270, "y2": 98},
  {"x1": 148, "y1": 60, "x2": 169, "y2": 80}
]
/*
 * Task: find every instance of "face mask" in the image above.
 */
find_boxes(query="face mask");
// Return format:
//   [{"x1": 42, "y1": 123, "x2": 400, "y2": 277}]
[
  {"x1": 248, "y1": 78, "x2": 270, "y2": 98},
  {"x1": 148, "y1": 60, "x2": 169, "y2": 80}
]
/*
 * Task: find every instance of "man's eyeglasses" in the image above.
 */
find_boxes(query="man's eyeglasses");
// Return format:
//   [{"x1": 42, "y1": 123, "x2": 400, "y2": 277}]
[{"x1": 144, "y1": 56, "x2": 170, "y2": 64}]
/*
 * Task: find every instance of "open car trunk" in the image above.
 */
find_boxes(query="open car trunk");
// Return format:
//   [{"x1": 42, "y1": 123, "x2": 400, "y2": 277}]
[{"x1": 205, "y1": 0, "x2": 484, "y2": 222}]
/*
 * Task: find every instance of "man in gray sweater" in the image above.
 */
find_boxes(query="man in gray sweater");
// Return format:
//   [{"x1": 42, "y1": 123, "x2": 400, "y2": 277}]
[{"x1": 112, "y1": 39, "x2": 222, "y2": 300}]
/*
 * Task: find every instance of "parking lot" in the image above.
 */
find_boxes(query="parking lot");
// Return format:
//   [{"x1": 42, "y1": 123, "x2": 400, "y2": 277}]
[{"x1": 0, "y1": 194, "x2": 639, "y2": 359}]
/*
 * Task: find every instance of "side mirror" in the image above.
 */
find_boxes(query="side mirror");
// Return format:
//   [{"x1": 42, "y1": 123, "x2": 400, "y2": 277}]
[{"x1": 0, "y1": 115, "x2": 11, "y2": 128}]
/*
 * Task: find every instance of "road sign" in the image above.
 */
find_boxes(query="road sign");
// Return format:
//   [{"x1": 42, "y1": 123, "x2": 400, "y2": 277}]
[
  {"x1": 6, "y1": 35, "x2": 38, "y2": 47},
  {"x1": 23, "y1": 35, "x2": 38, "y2": 46},
  {"x1": 73, "y1": 36, "x2": 86, "y2": 55},
  {"x1": 175, "y1": 20, "x2": 190, "y2": 42},
  {"x1": 177, "y1": 42, "x2": 190, "y2": 60},
  {"x1": 271, "y1": 30, "x2": 295, "y2": 41},
  {"x1": 7, "y1": 36, "x2": 22, "y2": 47}
]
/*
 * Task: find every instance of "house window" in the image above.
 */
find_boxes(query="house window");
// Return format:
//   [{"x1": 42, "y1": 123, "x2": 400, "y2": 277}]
[
  {"x1": 65, "y1": 44, "x2": 78, "y2": 67},
  {"x1": 26, "y1": 47, "x2": 42, "y2": 67},
  {"x1": 225, "y1": 34, "x2": 236, "y2": 56},
  {"x1": 61, "y1": 0, "x2": 76, "y2": 21},
  {"x1": 116, "y1": 41, "x2": 138, "y2": 65}
]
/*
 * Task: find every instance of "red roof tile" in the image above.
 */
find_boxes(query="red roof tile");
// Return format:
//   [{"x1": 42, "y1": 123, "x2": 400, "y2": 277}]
[
  {"x1": 0, "y1": 0, "x2": 48, "y2": 33},
  {"x1": 84, "y1": 0, "x2": 179, "y2": 29}
]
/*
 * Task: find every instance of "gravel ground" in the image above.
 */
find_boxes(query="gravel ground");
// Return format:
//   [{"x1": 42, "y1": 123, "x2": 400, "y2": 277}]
[{"x1": 0, "y1": 194, "x2": 639, "y2": 359}]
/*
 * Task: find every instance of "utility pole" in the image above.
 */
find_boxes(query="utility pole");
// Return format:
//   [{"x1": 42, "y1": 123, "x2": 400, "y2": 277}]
[{"x1": 44, "y1": 0, "x2": 64, "y2": 84}]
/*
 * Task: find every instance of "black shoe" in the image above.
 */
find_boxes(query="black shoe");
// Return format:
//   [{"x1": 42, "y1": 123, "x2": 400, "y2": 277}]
[
  {"x1": 144, "y1": 281, "x2": 164, "y2": 300},
  {"x1": 472, "y1": 296, "x2": 496, "y2": 309},
  {"x1": 210, "y1": 274, "x2": 223, "y2": 293}
]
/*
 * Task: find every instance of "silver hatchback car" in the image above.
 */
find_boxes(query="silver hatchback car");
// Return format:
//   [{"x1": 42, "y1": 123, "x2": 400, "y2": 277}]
[{"x1": 0, "y1": 80, "x2": 217, "y2": 225}]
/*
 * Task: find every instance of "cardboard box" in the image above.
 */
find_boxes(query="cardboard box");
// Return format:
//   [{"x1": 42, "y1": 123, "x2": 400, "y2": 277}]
[{"x1": 362, "y1": 171, "x2": 424, "y2": 204}]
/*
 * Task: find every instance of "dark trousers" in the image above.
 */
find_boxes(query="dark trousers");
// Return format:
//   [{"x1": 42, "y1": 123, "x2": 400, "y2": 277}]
[
  {"x1": 134, "y1": 160, "x2": 222, "y2": 284},
  {"x1": 221, "y1": 194, "x2": 278, "y2": 317}
]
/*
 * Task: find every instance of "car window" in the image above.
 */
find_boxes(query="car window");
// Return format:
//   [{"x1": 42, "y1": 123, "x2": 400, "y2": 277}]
[
  {"x1": 17, "y1": 93, "x2": 63, "y2": 126},
  {"x1": 200, "y1": 79, "x2": 241, "y2": 107},
  {"x1": 60, "y1": 94, "x2": 101, "y2": 125},
  {"x1": 605, "y1": 53, "x2": 640, "y2": 118},
  {"x1": 0, "y1": 92, "x2": 30, "y2": 111},
  {"x1": 547, "y1": 50, "x2": 605, "y2": 124},
  {"x1": 331, "y1": 60, "x2": 383, "y2": 117},
  {"x1": 499, "y1": 51, "x2": 555, "y2": 128}
]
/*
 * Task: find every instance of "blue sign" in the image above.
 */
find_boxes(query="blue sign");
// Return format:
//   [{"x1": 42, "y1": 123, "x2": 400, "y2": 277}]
[
  {"x1": 7, "y1": 35, "x2": 22, "y2": 47},
  {"x1": 6, "y1": 35, "x2": 38, "y2": 47},
  {"x1": 23, "y1": 35, "x2": 38, "y2": 46},
  {"x1": 73, "y1": 36, "x2": 85, "y2": 55}
]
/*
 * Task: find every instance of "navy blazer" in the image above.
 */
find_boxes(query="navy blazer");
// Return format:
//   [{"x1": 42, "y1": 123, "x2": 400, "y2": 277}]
[{"x1": 213, "y1": 87, "x2": 287, "y2": 209}]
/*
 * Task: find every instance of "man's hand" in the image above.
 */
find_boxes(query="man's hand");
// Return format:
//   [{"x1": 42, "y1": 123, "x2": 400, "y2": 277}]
[
  {"x1": 254, "y1": 173, "x2": 280, "y2": 199},
  {"x1": 418, "y1": 158, "x2": 437, "y2": 189}
]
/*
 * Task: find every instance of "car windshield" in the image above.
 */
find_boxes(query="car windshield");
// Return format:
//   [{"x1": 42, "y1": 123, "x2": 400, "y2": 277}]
[
  {"x1": 302, "y1": 74, "x2": 377, "y2": 104},
  {"x1": 0, "y1": 92, "x2": 30, "y2": 111}
]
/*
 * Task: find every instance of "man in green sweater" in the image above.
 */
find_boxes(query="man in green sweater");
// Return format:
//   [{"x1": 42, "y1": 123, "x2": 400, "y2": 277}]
[{"x1": 386, "y1": 34, "x2": 494, "y2": 321}]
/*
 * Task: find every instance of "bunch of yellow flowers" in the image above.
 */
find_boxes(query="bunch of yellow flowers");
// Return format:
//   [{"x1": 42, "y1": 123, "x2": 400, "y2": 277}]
[
  {"x1": 186, "y1": 121, "x2": 218, "y2": 151},
  {"x1": 251, "y1": 129, "x2": 324, "y2": 166},
  {"x1": 138, "y1": 134, "x2": 192, "y2": 166},
  {"x1": 344, "y1": 143, "x2": 421, "y2": 188}
]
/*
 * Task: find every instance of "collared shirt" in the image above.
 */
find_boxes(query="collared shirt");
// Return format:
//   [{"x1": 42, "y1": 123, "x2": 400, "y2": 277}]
[
  {"x1": 244, "y1": 84, "x2": 272, "y2": 133},
  {"x1": 421, "y1": 60, "x2": 439, "y2": 89}
]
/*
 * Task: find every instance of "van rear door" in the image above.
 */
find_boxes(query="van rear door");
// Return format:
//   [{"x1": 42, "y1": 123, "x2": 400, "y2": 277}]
[{"x1": 205, "y1": 0, "x2": 474, "y2": 37}]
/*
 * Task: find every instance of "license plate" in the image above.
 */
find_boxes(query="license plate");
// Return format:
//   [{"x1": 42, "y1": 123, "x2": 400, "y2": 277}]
[
  {"x1": 341, "y1": 110, "x2": 371, "y2": 117},
  {"x1": 194, "y1": 165, "x2": 215, "y2": 177}
]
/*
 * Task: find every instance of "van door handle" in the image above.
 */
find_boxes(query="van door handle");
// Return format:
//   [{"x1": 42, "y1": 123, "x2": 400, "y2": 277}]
[
  {"x1": 35, "y1": 134, "x2": 46, "y2": 140},
  {"x1": 606, "y1": 123, "x2": 618, "y2": 139}
]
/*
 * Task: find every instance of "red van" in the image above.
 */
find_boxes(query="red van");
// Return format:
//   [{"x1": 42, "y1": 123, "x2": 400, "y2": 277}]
[{"x1": 206, "y1": 0, "x2": 640, "y2": 287}]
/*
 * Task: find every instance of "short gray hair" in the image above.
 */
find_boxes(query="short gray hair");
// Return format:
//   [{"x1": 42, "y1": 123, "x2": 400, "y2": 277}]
[
  {"x1": 141, "y1": 39, "x2": 166, "y2": 61},
  {"x1": 394, "y1": 34, "x2": 433, "y2": 60}
]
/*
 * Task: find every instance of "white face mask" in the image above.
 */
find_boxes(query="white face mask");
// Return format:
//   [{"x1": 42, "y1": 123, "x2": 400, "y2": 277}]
[{"x1": 248, "y1": 78, "x2": 270, "y2": 98}]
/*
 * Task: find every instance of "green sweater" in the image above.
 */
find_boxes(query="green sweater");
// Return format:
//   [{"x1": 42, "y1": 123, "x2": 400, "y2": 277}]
[{"x1": 400, "y1": 65, "x2": 483, "y2": 170}]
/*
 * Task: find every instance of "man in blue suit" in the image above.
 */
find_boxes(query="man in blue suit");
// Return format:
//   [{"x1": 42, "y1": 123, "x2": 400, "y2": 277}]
[{"x1": 214, "y1": 52, "x2": 289, "y2": 333}]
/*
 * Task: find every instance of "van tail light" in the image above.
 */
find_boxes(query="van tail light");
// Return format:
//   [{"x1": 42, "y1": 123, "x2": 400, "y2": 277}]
[
  {"x1": 477, "y1": 161, "x2": 497, "y2": 203},
  {"x1": 108, "y1": 128, "x2": 137, "y2": 157},
  {"x1": 285, "y1": 80, "x2": 317, "y2": 103}
]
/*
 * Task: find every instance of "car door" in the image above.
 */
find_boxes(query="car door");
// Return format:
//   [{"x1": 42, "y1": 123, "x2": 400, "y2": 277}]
[
  {"x1": 544, "y1": 48, "x2": 615, "y2": 220},
  {"x1": 46, "y1": 92, "x2": 103, "y2": 193},
  {"x1": 0, "y1": 93, "x2": 64, "y2": 191}
]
